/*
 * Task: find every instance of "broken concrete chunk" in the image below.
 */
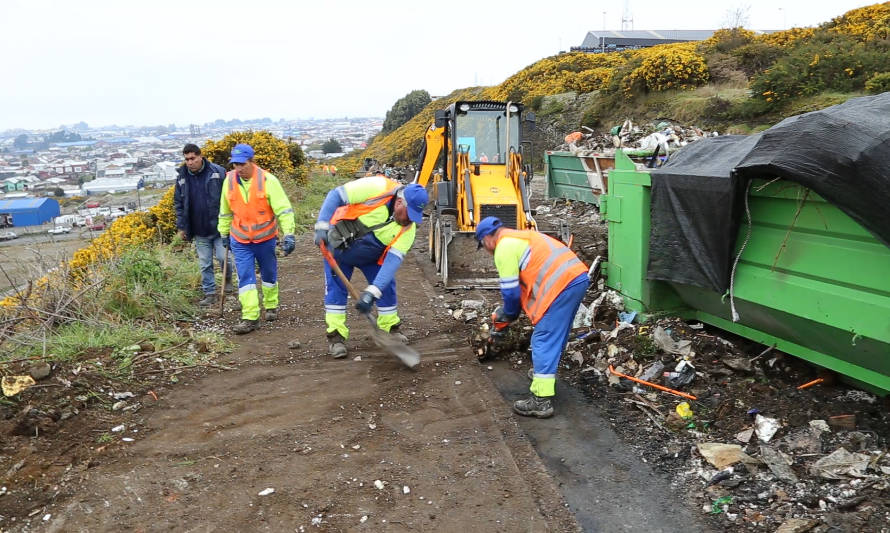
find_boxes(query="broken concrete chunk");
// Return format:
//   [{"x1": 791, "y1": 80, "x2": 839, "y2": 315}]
[
  {"x1": 29, "y1": 363, "x2": 52, "y2": 380},
  {"x1": 697, "y1": 442, "x2": 758, "y2": 470},
  {"x1": 460, "y1": 300, "x2": 484, "y2": 310},
  {"x1": 735, "y1": 428, "x2": 754, "y2": 444},
  {"x1": 808, "y1": 419, "x2": 830, "y2": 433},
  {"x1": 721, "y1": 357, "x2": 752, "y2": 373},
  {"x1": 759, "y1": 446, "x2": 799, "y2": 484},
  {"x1": 809, "y1": 447, "x2": 871, "y2": 479},
  {"x1": 775, "y1": 518, "x2": 820, "y2": 533}
]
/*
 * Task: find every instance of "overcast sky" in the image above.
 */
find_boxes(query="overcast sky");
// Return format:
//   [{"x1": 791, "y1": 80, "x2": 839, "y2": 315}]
[{"x1": 0, "y1": 0, "x2": 876, "y2": 131}]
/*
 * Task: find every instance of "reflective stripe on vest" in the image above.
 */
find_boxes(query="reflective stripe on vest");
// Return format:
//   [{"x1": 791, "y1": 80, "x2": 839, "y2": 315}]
[
  {"x1": 227, "y1": 168, "x2": 279, "y2": 244},
  {"x1": 329, "y1": 178, "x2": 409, "y2": 264},
  {"x1": 497, "y1": 229, "x2": 587, "y2": 324}
]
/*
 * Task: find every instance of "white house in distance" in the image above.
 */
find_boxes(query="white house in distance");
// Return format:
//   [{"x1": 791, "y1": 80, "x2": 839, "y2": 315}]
[{"x1": 82, "y1": 177, "x2": 144, "y2": 195}]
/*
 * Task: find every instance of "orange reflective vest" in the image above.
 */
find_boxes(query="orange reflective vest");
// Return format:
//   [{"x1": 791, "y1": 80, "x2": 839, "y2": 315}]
[
  {"x1": 226, "y1": 168, "x2": 279, "y2": 244},
  {"x1": 496, "y1": 229, "x2": 587, "y2": 324},
  {"x1": 329, "y1": 178, "x2": 408, "y2": 265}
]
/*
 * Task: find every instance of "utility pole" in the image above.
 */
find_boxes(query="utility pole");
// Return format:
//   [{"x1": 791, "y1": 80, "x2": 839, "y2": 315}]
[{"x1": 621, "y1": 0, "x2": 634, "y2": 31}]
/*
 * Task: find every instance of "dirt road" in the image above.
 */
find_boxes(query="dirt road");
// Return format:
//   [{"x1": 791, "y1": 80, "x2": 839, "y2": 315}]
[{"x1": 3, "y1": 234, "x2": 709, "y2": 532}]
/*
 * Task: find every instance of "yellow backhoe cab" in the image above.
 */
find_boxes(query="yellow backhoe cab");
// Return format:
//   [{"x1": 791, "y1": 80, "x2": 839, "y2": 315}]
[{"x1": 414, "y1": 100, "x2": 569, "y2": 288}]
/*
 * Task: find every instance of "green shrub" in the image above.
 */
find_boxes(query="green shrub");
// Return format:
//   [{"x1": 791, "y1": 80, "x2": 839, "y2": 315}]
[
  {"x1": 750, "y1": 34, "x2": 890, "y2": 106},
  {"x1": 865, "y1": 71, "x2": 890, "y2": 93}
]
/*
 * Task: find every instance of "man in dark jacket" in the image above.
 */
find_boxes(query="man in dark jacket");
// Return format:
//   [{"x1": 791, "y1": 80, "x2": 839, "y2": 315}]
[{"x1": 173, "y1": 143, "x2": 233, "y2": 306}]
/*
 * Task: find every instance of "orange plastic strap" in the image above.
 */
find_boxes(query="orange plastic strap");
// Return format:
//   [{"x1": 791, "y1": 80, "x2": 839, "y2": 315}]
[{"x1": 608, "y1": 365, "x2": 698, "y2": 401}]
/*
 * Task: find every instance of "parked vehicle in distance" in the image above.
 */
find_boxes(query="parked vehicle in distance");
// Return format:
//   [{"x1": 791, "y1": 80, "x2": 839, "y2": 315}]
[
  {"x1": 47, "y1": 226, "x2": 72, "y2": 235},
  {"x1": 88, "y1": 222, "x2": 106, "y2": 231},
  {"x1": 0, "y1": 231, "x2": 18, "y2": 241}
]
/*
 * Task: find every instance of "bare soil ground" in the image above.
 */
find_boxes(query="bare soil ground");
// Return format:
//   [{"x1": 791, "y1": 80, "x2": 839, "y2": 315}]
[{"x1": 2, "y1": 235, "x2": 586, "y2": 532}]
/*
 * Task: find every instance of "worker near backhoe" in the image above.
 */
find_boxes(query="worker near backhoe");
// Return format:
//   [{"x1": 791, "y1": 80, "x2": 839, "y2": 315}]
[
  {"x1": 313, "y1": 175, "x2": 428, "y2": 358},
  {"x1": 218, "y1": 143, "x2": 296, "y2": 334},
  {"x1": 475, "y1": 216, "x2": 589, "y2": 418}
]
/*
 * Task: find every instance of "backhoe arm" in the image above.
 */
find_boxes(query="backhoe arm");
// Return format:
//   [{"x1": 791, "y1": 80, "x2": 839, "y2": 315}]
[{"x1": 413, "y1": 123, "x2": 446, "y2": 187}]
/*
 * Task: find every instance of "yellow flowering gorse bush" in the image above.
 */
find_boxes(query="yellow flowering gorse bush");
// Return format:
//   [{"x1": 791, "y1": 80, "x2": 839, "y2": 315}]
[
  {"x1": 202, "y1": 130, "x2": 294, "y2": 175},
  {"x1": 622, "y1": 43, "x2": 710, "y2": 97}
]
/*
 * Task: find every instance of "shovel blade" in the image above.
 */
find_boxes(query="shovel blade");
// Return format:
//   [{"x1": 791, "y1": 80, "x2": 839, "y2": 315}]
[{"x1": 367, "y1": 316, "x2": 420, "y2": 369}]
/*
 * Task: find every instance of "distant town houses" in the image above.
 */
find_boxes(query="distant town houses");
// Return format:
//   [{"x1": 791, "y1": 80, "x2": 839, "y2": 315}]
[{"x1": 0, "y1": 116, "x2": 383, "y2": 199}]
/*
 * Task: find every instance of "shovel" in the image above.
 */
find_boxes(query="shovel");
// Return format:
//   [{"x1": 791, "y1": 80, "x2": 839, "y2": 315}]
[
  {"x1": 219, "y1": 241, "x2": 230, "y2": 317},
  {"x1": 320, "y1": 242, "x2": 420, "y2": 369}
]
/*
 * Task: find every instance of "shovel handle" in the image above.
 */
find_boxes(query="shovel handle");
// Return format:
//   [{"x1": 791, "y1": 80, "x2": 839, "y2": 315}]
[
  {"x1": 219, "y1": 238, "x2": 229, "y2": 316},
  {"x1": 320, "y1": 242, "x2": 362, "y2": 302}
]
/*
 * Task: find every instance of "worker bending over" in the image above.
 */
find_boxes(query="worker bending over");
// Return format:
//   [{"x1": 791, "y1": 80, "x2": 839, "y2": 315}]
[
  {"x1": 475, "y1": 216, "x2": 589, "y2": 418},
  {"x1": 314, "y1": 175, "x2": 428, "y2": 358}
]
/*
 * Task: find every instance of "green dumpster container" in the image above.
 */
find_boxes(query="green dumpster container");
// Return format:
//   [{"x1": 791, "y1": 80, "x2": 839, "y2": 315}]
[
  {"x1": 544, "y1": 150, "x2": 611, "y2": 205},
  {"x1": 601, "y1": 151, "x2": 890, "y2": 395}
]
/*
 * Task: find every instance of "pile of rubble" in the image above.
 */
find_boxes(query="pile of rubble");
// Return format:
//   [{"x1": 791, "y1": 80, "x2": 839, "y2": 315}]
[
  {"x1": 441, "y1": 287, "x2": 889, "y2": 531},
  {"x1": 556, "y1": 119, "x2": 719, "y2": 160}
]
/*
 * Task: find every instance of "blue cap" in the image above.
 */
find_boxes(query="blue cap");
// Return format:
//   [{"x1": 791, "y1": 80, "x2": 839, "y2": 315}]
[
  {"x1": 229, "y1": 143, "x2": 255, "y2": 164},
  {"x1": 475, "y1": 216, "x2": 503, "y2": 248},
  {"x1": 401, "y1": 183, "x2": 428, "y2": 224}
]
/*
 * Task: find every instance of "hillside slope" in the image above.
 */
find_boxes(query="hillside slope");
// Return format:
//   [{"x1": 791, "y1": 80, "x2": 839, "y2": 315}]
[{"x1": 340, "y1": 2, "x2": 890, "y2": 173}]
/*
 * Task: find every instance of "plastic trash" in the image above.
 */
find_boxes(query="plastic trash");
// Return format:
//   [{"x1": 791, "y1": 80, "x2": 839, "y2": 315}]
[
  {"x1": 754, "y1": 414, "x2": 780, "y2": 443},
  {"x1": 711, "y1": 495, "x2": 732, "y2": 514},
  {"x1": 572, "y1": 303, "x2": 591, "y2": 328},
  {"x1": 1, "y1": 375, "x2": 36, "y2": 397},
  {"x1": 675, "y1": 402, "x2": 694, "y2": 419},
  {"x1": 664, "y1": 360, "x2": 695, "y2": 388},
  {"x1": 617, "y1": 311, "x2": 637, "y2": 324},
  {"x1": 652, "y1": 326, "x2": 692, "y2": 356},
  {"x1": 639, "y1": 361, "x2": 664, "y2": 382}
]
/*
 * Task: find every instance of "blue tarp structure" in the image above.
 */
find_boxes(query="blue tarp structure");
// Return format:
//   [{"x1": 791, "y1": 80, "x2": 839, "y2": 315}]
[{"x1": 0, "y1": 198, "x2": 61, "y2": 227}]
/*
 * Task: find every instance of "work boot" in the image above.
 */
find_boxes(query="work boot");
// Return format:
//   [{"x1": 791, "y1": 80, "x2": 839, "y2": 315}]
[
  {"x1": 512, "y1": 395, "x2": 554, "y2": 418},
  {"x1": 388, "y1": 324, "x2": 409, "y2": 344},
  {"x1": 232, "y1": 319, "x2": 259, "y2": 335},
  {"x1": 327, "y1": 332, "x2": 348, "y2": 359},
  {"x1": 224, "y1": 281, "x2": 235, "y2": 294},
  {"x1": 198, "y1": 294, "x2": 216, "y2": 307},
  {"x1": 265, "y1": 308, "x2": 278, "y2": 322}
]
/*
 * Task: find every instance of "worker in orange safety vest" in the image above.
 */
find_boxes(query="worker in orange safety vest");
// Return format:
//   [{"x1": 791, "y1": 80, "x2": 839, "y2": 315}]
[{"x1": 475, "y1": 216, "x2": 589, "y2": 418}]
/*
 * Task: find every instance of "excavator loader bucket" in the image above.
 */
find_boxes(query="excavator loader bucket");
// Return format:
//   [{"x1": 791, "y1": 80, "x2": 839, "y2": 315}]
[
  {"x1": 441, "y1": 228, "x2": 500, "y2": 289},
  {"x1": 436, "y1": 221, "x2": 572, "y2": 289}
]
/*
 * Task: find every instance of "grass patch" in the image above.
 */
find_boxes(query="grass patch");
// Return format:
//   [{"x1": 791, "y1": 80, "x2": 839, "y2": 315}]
[{"x1": 286, "y1": 171, "x2": 350, "y2": 233}]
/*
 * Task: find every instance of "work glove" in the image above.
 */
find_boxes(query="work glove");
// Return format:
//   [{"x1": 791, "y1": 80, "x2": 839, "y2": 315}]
[
  {"x1": 491, "y1": 305, "x2": 517, "y2": 332},
  {"x1": 313, "y1": 221, "x2": 330, "y2": 247},
  {"x1": 281, "y1": 234, "x2": 296, "y2": 256},
  {"x1": 221, "y1": 235, "x2": 230, "y2": 249},
  {"x1": 355, "y1": 285, "x2": 382, "y2": 316}
]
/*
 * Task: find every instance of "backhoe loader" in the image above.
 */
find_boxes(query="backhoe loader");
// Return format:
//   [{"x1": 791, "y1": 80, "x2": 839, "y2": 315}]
[{"x1": 414, "y1": 100, "x2": 569, "y2": 288}]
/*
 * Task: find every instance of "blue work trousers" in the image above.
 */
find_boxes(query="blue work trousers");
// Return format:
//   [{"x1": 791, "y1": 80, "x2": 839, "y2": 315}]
[
  {"x1": 231, "y1": 237, "x2": 279, "y2": 320},
  {"x1": 530, "y1": 275, "x2": 590, "y2": 378},
  {"x1": 323, "y1": 235, "x2": 399, "y2": 337}
]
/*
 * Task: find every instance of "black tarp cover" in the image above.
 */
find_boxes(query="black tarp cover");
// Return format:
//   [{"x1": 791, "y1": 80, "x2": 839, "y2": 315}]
[{"x1": 647, "y1": 92, "x2": 890, "y2": 292}]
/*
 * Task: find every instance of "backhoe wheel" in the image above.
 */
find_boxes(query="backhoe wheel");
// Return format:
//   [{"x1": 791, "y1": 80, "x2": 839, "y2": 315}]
[{"x1": 434, "y1": 219, "x2": 443, "y2": 273}]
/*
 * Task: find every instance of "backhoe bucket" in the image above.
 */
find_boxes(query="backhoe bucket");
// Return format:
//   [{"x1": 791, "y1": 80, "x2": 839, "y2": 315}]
[
  {"x1": 440, "y1": 228, "x2": 500, "y2": 289},
  {"x1": 436, "y1": 221, "x2": 572, "y2": 289}
]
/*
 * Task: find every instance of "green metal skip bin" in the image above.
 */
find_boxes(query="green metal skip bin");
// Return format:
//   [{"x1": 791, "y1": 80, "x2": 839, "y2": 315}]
[
  {"x1": 544, "y1": 151, "x2": 611, "y2": 205},
  {"x1": 601, "y1": 151, "x2": 890, "y2": 395}
]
